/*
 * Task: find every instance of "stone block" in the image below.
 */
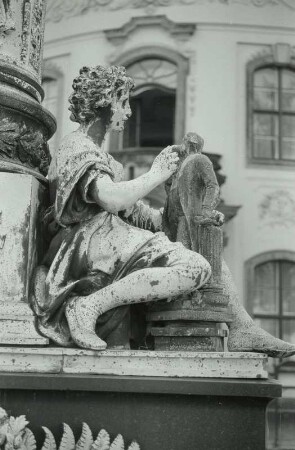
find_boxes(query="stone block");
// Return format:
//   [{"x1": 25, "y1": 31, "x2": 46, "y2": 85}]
[
  {"x1": 0, "y1": 347, "x2": 268, "y2": 379},
  {"x1": 0, "y1": 172, "x2": 48, "y2": 345}
]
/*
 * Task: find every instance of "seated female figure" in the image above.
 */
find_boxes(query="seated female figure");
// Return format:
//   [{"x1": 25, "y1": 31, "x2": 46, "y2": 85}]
[{"x1": 31, "y1": 66, "x2": 211, "y2": 350}]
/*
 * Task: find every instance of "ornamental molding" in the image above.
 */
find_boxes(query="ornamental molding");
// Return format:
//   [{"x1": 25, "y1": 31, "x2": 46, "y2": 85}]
[
  {"x1": 0, "y1": 117, "x2": 50, "y2": 176},
  {"x1": 46, "y1": 0, "x2": 295, "y2": 23},
  {"x1": 246, "y1": 44, "x2": 295, "y2": 74},
  {"x1": 0, "y1": 407, "x2": 140, "y2": 450},
  {"x1": 0, "y1": 0, "x2": 15, "y2": 33},
  {"x1": 259, "y1": 190, "x2": 295, "y2": 228},
  {"x1": 105, "y1": 16, "x2": 196, "y2": 45}
]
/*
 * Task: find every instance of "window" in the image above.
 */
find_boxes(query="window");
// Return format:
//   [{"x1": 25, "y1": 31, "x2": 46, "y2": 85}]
[
  {"x1": 249, "y1": 65, "x2": 295, "y2": 163},
  {"x1": 121, "y1": 58, "x2": 177, "y2": 149},
  {"x1": 109, "y1": 47, "x2": 188, "y2": 153},
  {"x1": 248, "y1": 258, "x2": 295, "y2": 344}
]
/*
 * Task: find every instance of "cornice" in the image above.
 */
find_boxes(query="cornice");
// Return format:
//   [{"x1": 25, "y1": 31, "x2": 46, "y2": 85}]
[
  {"x1": 46, "y1": 0, "x2": 295, "y2": 23},
  {"x1": 105, "y1": 16, "x2": 196, "y2": 45}
]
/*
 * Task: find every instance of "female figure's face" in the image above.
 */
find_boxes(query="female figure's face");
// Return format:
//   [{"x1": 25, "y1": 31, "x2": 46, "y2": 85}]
[{"x1": 110, "y1": 90, "x2": 132, "y2": 131}]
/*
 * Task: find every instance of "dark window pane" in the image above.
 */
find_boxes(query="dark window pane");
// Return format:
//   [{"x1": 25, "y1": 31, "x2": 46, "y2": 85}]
[
  {"x1": 253, "y1": 139, "x2": 276, "y2": 159},
  {"x1": 253, "y1": 114, "x2": 278, "y2": 159},
  {"x1": 254, "y1": 68, "x2": 278, "y2": 89},
  {"x1": 282, "y1": 115, "x2": 295, "y2": 138},
  {"x1": 254, "y1": 318, "x2": 279, "y2": 338},
  {"x1": 253, "y1": 262, "x2": 280, "y2": 314},
  {"x1": 254, "y1": 89, "x2": 277, "y2": 110},
  {"x1": 281, "y1": 115, "x2": 295, "y2": 160},
  {"x1": 281, "y1": 140, "x2": 295, "y2": 160},
  {"x1": 254, "y1": 113, "x2": 277, "y2": 136},
  {"x1": 254, "y1": 68, "x2": 279, "y2": 111},
  {"x1": 283, "y1": 320, "x2": 295, "y2": 344},
  {"x1": 124, "y1": 88, "x2": 175, "y2": 148},
  {"x1": 282, "y1": 69, "x2": 295, "y2": 112},
  {"x1": 123, "y1": 98, "x2": 141, "y2": 148},
  {"x1": 282, "y1": 262, "x2": 295, "y2": 314}
]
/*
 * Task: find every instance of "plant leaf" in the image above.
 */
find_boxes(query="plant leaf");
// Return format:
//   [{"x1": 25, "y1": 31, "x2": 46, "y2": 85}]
[
  {"x1": 75, "y1": 423, "x2": 93, "y2": 450},
  {"x1": 110, "y1": 435, "x2": 124, "y2": 450},
  {"x1": 23, "y1": 428, "x2": 37, "y2": 450},
  {"x1": 58, "y1": 424, "x2": 75, "y2": 450},
  {"x1": 91, "y1": 429, "x2": 110, "y2": 450},
  {"x1": 41, "y1": 426, "x2": 57, "y2": 450},
  {"x1": 127, "y1": 442, "x2": 140, "y2": 450}
]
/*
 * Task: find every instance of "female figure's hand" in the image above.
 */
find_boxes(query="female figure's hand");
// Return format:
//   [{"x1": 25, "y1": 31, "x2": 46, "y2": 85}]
[{"x1": 150, "y1": 146, "x2": 179, "y2": 182}]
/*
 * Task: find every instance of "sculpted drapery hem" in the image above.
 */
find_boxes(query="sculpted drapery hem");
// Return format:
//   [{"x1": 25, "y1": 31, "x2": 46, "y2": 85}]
[{"x1": 30, "y1": 131, "x2": 171, "y2": 346}]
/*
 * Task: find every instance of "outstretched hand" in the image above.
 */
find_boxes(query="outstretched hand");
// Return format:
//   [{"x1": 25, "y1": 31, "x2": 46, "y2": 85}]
[{"x1": 150, "y1": 146, "x2": 179, "y2": 182}]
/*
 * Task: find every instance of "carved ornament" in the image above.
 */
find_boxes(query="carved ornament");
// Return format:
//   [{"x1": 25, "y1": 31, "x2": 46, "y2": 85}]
[
  {"x1": 259, "y1": 190, "x2": 295, "y2": 227},
  {"x1": 0, "y1": 0, "x2": 15, "y2": 33},
  {"x1": 0, "y1": 408, "x2": 140, "y2": 450},
  {"x1": 105, "y1": 16, "x2": 196, "y2": 45},
  {"x1": 46, "y1": 0, "x2": 295, "y2": 22},
  {"x1": 0, "y1": 119, "x2": 50, "y2": 175},
  {"x1": 21, "y1": 0, "x2": 46, "y2": 77}
]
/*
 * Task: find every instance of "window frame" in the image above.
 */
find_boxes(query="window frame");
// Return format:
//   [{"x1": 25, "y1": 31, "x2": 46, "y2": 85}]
[
  {"x1": 247, "y1": 58, "x2": 295, "y2": 167},
  {"x1": 109, "y1": 46, "x2": 189, "y2": 153},
  {"x1": 245, "y1": 251, "x2": 295, "y2": 342}
]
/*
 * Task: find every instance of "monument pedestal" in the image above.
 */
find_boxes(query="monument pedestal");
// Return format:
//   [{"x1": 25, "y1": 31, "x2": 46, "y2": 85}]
[{"x1": 0, "y1": 371, "x2": 281, "y2": 450}]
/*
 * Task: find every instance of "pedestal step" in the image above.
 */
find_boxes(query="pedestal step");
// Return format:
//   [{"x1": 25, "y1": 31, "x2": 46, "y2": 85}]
[
  {"x1": 0, "y1": 302, "x2": 48, "y2": 345},
  {"x1": 0, "y1": 347, "x2": 268, "y2": 379},
  {"x1": 150, "y1": 323, "x2": 227, "y2": 351}
]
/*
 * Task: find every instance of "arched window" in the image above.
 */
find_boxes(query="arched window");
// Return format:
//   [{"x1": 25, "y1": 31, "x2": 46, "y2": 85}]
[
  {"x1": 248, "y1": 64, "x2": 295, "y2": 163},
  {"x1": 109, "y1": 47, "x2": 188, "y2": 153},
  {"x1": 246, "y1": 253, "x2": 295, "y2": 344},
  {"x1": 122, "y1": 58, "x2": 177, "y2": 149}
]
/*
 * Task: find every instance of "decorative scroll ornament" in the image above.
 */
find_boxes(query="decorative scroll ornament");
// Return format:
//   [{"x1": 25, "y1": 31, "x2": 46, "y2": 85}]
[
  {"x1": 0, "y1": 119, "x2": 50, "y2": 175},
  {"x1": 259, "y1": 190, "x2": 295, "y2": 228},
  {"x1": 46, "y1": 0, "x2": 295, "y2": 22},
  {"x1": 0, "y1": 0, "x2": 15, "y2": 33},
  {"x1": 0, "y1": 408, "x2": 140, "y2": 450}
]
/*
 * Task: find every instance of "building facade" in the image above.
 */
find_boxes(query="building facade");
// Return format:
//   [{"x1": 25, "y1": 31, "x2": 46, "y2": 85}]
[{"x1": 43, "y1": 2, "x2": 295, "y2": 442}]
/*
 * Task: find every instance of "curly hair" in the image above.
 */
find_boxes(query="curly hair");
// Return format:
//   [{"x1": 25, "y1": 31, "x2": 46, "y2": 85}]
[{"x1": 68, "y1": 65, "x2": 135, "y2": 124}]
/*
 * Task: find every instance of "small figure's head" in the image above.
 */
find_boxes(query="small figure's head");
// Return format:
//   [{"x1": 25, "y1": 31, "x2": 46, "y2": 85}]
[
  {"x1": 68, "y1": 65, "x2": 134, "y2": 131},
  {"x1": 181, "y1": 132, "x2": 204, "y2": 155}
]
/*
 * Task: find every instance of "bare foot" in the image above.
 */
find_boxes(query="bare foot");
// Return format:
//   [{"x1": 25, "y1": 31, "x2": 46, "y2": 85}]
[
  {"x1": 228, "y1": 324, "x2": 295, "y2": 358},
  {"x1": 65, "y1": 298, "x2": 107, "y2": 351}
]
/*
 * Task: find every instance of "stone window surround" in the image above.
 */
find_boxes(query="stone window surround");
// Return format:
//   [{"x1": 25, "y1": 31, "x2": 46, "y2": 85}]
[
  {"x1": 247, "y1": 43, "x2": 295, "y2": 168},
  {"x1": 245, "y1": 250, "x2": 295, "y2": 318},
  {"x1": 109, "y1": 46, "x2": 189, "y2": 152}
]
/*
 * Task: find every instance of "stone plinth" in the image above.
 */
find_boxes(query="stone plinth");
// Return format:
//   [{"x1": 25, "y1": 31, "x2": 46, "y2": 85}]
[
  {"x1": 0, "y1": 372, "x2": 281, "y2": 450},
  {"x1": 0, "y1": 172, "x2": 48, "y2": 345},
  {"x1": 0, "y1": 347, "x2": 268, "y2": 378}
]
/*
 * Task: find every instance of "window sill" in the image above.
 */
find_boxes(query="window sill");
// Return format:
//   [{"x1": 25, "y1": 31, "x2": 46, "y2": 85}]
[{"x1": 247, "y1": 158, "x2": 295, "y2": 168}]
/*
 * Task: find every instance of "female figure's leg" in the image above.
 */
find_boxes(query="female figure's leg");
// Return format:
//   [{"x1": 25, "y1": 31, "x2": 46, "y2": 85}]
[
  {"x1": 66, "y1": 250, "x2": 211, "y2": 350},
  {"x1": 223, "y1": 260, "x2": 295, "y2": 357}
]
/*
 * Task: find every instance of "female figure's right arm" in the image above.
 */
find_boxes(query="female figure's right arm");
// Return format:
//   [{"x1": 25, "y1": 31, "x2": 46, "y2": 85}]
[{"x1": 89, "y1": 146, "x2": 179, "y2": 214}]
